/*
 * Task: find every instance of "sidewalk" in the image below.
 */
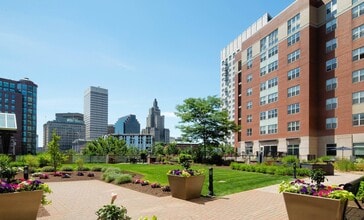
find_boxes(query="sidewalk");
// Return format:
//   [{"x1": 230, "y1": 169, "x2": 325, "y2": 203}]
[{"x1": 37, "y1": 172, "x2": 363, "y2": 220}]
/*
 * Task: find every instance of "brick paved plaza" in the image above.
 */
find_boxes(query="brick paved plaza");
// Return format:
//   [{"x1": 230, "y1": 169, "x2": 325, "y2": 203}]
[{"x1": 37, "y1": 172, "x2": 363, "y2": 220}]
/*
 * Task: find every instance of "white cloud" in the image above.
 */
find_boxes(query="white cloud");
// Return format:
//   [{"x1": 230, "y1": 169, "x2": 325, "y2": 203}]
[{"x1": 162, "y1": 111, "x2": 177, "y2": 118}]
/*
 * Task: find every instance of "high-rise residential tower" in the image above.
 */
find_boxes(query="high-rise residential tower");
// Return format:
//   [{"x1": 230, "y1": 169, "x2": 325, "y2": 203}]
[
  {"x1": 232, "y1": 0, "x2": 364, "y2": 159},
  {"x1": 43, "y1": 113, "x2": 85, "y2": 151},
  {"x1": 84, "y1": 86, "x2": 108, "y2": 141},
  {"x1": 221, "y1": 14, "x2": 272, "y2": 146},
  {"x1": 142, "y1": 99, "x2": 170, "y2": 143},
  {"x1": 0, "y1": 77, "x2": 37, "y2": 154}
]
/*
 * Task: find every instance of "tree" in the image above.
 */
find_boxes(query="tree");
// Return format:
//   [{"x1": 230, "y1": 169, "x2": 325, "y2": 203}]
[
  {"x1": 175, "y1": 96, "x2": 239, "y2": 160},
  {"x1": 82, "y1": 136, "x2": 127, "y2": 156},
  {"x1": 47, "y1": 130, "x2": 64, "y2": 172}
]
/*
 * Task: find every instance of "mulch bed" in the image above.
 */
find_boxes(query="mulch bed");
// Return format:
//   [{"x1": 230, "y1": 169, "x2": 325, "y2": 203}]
[{"x1": 16, "y1": 171, "x2": 171, "y2": 197}]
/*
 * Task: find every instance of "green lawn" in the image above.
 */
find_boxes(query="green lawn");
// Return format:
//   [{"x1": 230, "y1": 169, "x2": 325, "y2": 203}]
[{"x1": 72, "y1": 163, "x2": 292, "y2": 196}]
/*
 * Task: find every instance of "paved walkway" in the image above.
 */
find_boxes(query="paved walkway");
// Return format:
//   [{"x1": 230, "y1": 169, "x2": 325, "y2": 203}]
[{"x1": 37, "y1": 172, "x2": 364, "y2": 220}]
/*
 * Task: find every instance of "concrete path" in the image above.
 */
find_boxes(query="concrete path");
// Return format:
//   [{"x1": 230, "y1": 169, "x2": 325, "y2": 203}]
[{"x1": 37, "y1": 172, "x2": 363, "y2": 220}]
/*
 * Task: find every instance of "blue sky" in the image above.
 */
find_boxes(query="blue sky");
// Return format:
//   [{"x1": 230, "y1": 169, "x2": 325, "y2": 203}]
[{"x1": 0, "y1": 0, "x2": 293, "y2": 146}]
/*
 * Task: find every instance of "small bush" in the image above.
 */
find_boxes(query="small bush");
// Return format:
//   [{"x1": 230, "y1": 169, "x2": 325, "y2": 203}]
[
  {"x1": 24, "y1": 154, "x2": 40, "y2": 169},
  {"x1": 37, "y1": 153, "x2": 51, "y2": 167},
  {"x1": 105, "y1": 173, "x2": 117, "y2": 183},
  {"x1": 281, "y1": 155, "x2": 299, "y2": 165},
  {"x1": 335, "y1": 159, "x2": 355, "y2": 171},
  {"x1": 61, "y1": 166, "x2": 74, "y2": 171},
  {"x1": 9, "y1": 161, "x2": 25, "y2": 168},
  {"x1": 114, "y1": 174, "x2": 132, "y2": 184},
  {"x1": 41, "y1": 166, "x2": 55, "y2": 172},
  {"x1": 355, "y1": 162, "x2": 364, "y2": 171}
]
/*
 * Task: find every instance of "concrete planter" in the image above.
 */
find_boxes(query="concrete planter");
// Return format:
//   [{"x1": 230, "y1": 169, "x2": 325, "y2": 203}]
[
  {"x1": 283, "y1": 192, "x2": 347, "y2": 220},
  {"x1": 0, "y1": 190, "x2": 43, "y2": 220},
  {"x1": 168, "y1": 175, "x2": 205, "y2": 200},
  {"x1": 300, "y1": 163, "x2": 334, "y2": 175}
]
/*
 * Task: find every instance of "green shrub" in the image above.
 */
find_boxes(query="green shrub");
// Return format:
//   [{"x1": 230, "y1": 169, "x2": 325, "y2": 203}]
[
  {"x1": 114, "y1": 174, "x2": 133, "y2": 184},
  {"x1": 266, "y1": 166, "x2": 277, "y2": 175},
  {"x1": 317, "y1": 156, "x2": 335, "y2": 163},
  {"x1": 274, "y1": 167, "x2": 292, "y2": 176},
  {"x1": 335, "y1": 159, "x2": 355, "y2": 171},
  {"x1": 75, "y1": 158, "x2": 84, "y2": 171},
  {"x1": 37, "y1": 153, "x2": 51, "y2": 167},
  {"x1": 24, "y1": 154, "x2": 40, "y2": 169},
  {"x1": 9, "y1": 161, "x2": 25, "y2": 168},
  {"x1": 355, "y1": 162, "x2": 364, "y2": 171},
  {"x1": 61, "y1": 166, "x2": 74, "y2": 171},
  {"x1": 105, "y1": 173, "x2": 117, "y2": 183},
  {"x1": 296, "y1": 168, "x2": 310, "y2": 177},
  {"x1": 41, "y1": 166, "x2": 55, "y2": 172},
  {"x1": 281, "y1": 155, "x2": 299, "y2": 165}
]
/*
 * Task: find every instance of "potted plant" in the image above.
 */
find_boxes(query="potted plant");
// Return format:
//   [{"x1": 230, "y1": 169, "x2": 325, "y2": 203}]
[
  {"x1": 0, "y1": 178, "x2": 52, "y2": 220},
  {"x1": 167, "y1": 153, "x2": 205, "y2": 200},
  {"x1": 96, "y1": 193, "x2": 131, "y2": 220},
  {"x1": 279, "y1": 169, "x2": 355, "y2": 220}
]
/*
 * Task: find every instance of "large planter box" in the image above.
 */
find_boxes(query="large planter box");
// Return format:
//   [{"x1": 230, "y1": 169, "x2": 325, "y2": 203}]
[
  {"x1": 300, "y1": 163, "x2": 334, "y2": 175},
  {"x1": 283, "y1": 192, "x2": 347, "y2": 220},
  {"x1": 168, "y1": 175, "x2": 205, "y2": 200},
  {"x1": 0, "y1": 190, "x2": 43, "y2": 220}
]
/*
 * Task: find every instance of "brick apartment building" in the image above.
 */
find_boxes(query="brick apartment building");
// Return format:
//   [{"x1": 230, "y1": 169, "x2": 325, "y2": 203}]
[{"x1": 223, "y1": 0, "x2": 364, "y2": 159}]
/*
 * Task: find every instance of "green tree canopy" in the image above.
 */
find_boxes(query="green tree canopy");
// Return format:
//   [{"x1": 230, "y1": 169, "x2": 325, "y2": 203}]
[
  {"x1": 175, "y1": 96, "x2": 239, "y2": 147},
  {"x1": 82, "y1": 136, "x2": 127, "y2": 156},
  {"x1": 47, "y1": 130, "x2": 64, "y2": 172}
]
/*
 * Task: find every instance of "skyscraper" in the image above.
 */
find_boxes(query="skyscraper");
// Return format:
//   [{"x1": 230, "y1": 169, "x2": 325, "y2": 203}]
[
  {"x1": 231, "y1": 0, "x2": 364, "y2": 159},
  {"x1": 43, "y1": 113, "x2": 85, "y2": 151},
  {"x1": 115, "y1": 114, "x2": 140, "y2": 135},
  {"x1": 142, "y1": 99, "x2": 170, "y2": 143},
  {"x1": 0, "y1": 77, "x2": 37, "y2": 154},
  {"x1": 84, "y1": 86, "x2": 108, "y2": 141}
]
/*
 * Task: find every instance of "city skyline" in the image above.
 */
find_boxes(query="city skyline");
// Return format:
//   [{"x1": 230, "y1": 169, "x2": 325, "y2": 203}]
[{"x1": 0, "y1": 0, "x2": 294, "y2": 147}]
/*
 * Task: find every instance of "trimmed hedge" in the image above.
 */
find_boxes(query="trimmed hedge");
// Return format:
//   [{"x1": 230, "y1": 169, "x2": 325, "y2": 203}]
[{"x1": 230, "y1": 162, "x2": 310, "y2": 177}]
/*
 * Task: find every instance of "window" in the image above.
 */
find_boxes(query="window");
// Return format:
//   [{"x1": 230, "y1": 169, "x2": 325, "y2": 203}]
[
  {"x1": 288, "y1": 13, "x2": 300, "y2": 35},
  {"x1": 247, "y1": 74, "x2": 253, "y2": 83},
  {"x1": 268, "y1": 77, "x2": 278, "y2": 88},
  {"x1": 268, "y1": 29, "x2": 278, "y2": 47},
  {"x1": 288, "y1": 67, "x2": 300, "y2": 80},
  {"x1": 326, "y1": 0, "x2": 337, "y2": 20},
  {"x1": 288, "y1": 121, "x2": 300, "y2": 131},
  {"x1": 326, "y1": 97, "x2": 338, "y2": 110},
  {"x1": 247, "y1": 128, "x2": 252, "y2": 136},
  {"x1": 353, "y1": 25, "x2": 364, "y2": 40},
  {"x1": 268, "y1": 124, "x2": 278, "y2": 134},
  {"x1": 260, "y1": 66, "x2": 267, "y2": 76},
  {"x1": 326, "y1": 38, "x2": 337, "y2": 52},
  {"x1": 260, "y1": 96, "x2": 267, "y2": 105},
  {"x1": 352, "y1": 2, "x2": 364, "y2": 19},
  {"x1": 287, "y1": 144, "x2": 299, "y2": 156},
  {"x1": 288, "y1": 103, "x2": 300, "y2": 114},
  {"x1": 247, "y1": 88, "x2": 252, "y2": 96},
  {"x1": 260, "y1": 112, "x2": 266, "y2": 120},
  {"x1": 326, "y1": 117, "x2": 337, "y2": 129},
  {"x1": 260, "y1": 126, "x2": 266, "y2": 135},
  {"x1": 288, "y1": 85, "x2": 300, "y2": 97},
  {"x1": 353, "y1": 69, "x2": 364, "y2": 83},
  {"x1": 326, "y1": 78, "x2": 337, "y2": 91},
  {"x1": 247, "y1": 115, "x2": 252, "y2": 123},
  {"x1": 287, "y1": 32, "x2": 300, "y2": 46},
  {"x1": 268, "y1": 46, "x2": 278, "y2": 58},
  {"x1": 247, "y1": 101, "x2": 252, "y2": 109},
  {"x1": 268, "y1": 92, "x2": 278, "y2": 103},
  {"x1": 247, "y1": 60, "x2": 252, "y2": 69},
  {"x1": 247, "y1": 47, "x2": 252, "y2": 60},
  {"x1": 260, "y1": 82, "x2": 266, "y2": 91},
  {"x1": 353, "y1": 91, "x2": 364, "y2": 104},
  {"x1": 326, "y1": 58, "x2": 337, "y2": 71},
  {"x1": 353, "y1": 47, "x2": 364, "y2": 61},
  {"x1": 327, "y1": 144, "x2": 337, "y2": 156},
  {"x1": 268, "y1": 60, "x2": 278, "y2": 73},
  {"x1": 353, "y1": 113, "x2": 364, "y2": 126},
  {"x1": 326, "y1": 18, "x2": 337, "y2": 33},
  {"x1": 268, "y1": 109, "x2": 278, "y2": 119},
  {"x1": 288, "y1": 50, "x2": 300, "y2": 64}
]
